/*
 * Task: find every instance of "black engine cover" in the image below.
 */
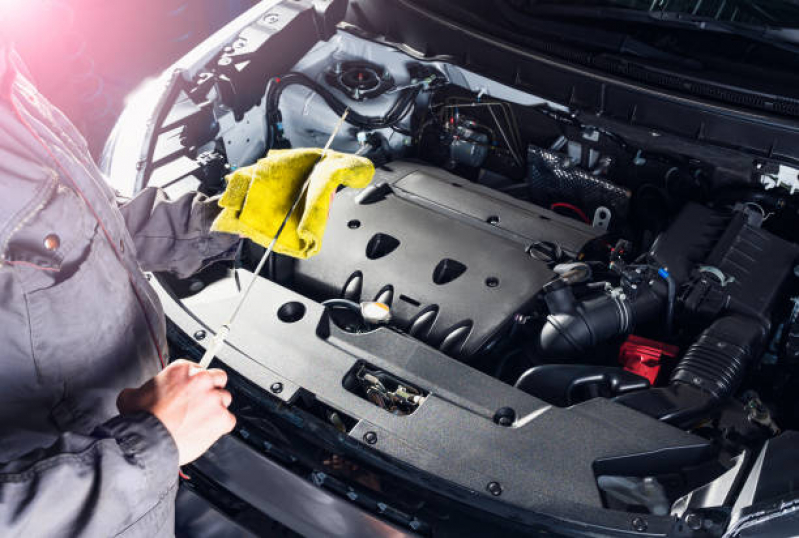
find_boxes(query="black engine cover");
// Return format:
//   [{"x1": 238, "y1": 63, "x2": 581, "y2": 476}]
[{"x1": 293, "y1": 161, "x2": 598, "y2": 360}]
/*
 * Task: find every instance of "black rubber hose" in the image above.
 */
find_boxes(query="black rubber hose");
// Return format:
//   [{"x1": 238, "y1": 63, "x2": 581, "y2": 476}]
[
  {"x1": 538, "y1": 279, "x2": 663, "y2": 357},
  {"x1": 265, "y1": 72, "x2": 420, "y2": 133},
  {"x1": 615, "y1": 315, "x2": 767, "y2": 427}
]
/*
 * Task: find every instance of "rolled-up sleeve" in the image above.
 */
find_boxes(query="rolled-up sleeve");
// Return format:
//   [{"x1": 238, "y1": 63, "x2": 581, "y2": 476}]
[
  {"x1": 0, "y1": 412, "x2": 178, "y2": 537},
  {"x1": 120, "y1": 188, "x2": 240, "y2": 279}
]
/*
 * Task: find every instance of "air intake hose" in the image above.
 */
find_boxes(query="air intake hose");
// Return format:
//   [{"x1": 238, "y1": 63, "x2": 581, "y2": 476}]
[
  {"x1": 615, "y1": 316, "x2": 767, "y2": 427},
  {"x1": 538, "y1": 277, "x2": 663, "y2": 357}
]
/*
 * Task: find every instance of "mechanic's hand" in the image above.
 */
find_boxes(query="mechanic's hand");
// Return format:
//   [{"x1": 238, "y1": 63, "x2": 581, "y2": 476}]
[{"x1": 117, "y1": 359, "x2": 236, "y2": 465}]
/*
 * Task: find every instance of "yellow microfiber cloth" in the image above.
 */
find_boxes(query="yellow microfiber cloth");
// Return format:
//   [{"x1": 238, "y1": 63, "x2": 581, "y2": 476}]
[{"x1": 211, "y1": 148, "x2": 375, "y2": 259}]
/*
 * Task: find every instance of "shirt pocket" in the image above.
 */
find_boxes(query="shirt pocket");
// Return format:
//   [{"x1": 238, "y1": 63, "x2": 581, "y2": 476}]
[{"x1": 6, "y1": 182, "x2": 97, "y2": 292}]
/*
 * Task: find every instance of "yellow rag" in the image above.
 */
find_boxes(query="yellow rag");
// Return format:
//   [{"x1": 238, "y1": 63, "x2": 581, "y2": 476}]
[{"x1": 211, "y1": 148, "x2": 375, "y2": 259}]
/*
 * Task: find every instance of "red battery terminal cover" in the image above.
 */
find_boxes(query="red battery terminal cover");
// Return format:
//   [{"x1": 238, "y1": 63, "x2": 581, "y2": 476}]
[{"x1": 618, "y1": 335, "x2": 679, "y2": 385}]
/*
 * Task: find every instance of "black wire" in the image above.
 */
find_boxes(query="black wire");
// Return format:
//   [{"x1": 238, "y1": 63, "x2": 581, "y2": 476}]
[
  {"x1": 663, "y1": 271, "x2": 677, "y2": 336},
  {"x1": 265, "y1": 73, "x2": 421, "y2": 139}
]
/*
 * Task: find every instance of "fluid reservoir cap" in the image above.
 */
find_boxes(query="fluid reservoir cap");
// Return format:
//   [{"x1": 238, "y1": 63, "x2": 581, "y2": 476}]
[{"x1": 361, "y1": 301, "x2": 392, "y2": 325}]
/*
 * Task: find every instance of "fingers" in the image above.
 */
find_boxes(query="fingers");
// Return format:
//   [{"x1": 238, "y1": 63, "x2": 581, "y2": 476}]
[
  {"x1": 184, "y1": 365, "x2": 228, "y2": 392},
  {"x1": 222, "y1": 409, "x2": 237, "y2": 433},
  {"x1": 206, "y1": 368, "x2": 228, "y2": 388},
  {"x1": 218, "y1": 389, "x2": 233, "y2": 408},
  {"x1": 187, "y1": 363, "x2": 205, "y2": 377}
]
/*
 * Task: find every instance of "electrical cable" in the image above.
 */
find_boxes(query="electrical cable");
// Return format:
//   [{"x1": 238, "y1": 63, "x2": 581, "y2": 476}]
[
  {"x1": 550, "y1": 202, "x2": 590, "y2": 224},
  {"x1": 322, "y1": 298, "x2": 362, "y2": 313},
  {"x1": 486, "y1": 104, "x2": 523, "y2": 167},
  {"x1": 658, "y1": 267, "x2": 676, "y2": 336},
  {"x1": 265, "y1": 72, "x2": 420, "y2": 144},
  {"x1": 435, "y1": 98, "x2": 526, "y2": 166}
]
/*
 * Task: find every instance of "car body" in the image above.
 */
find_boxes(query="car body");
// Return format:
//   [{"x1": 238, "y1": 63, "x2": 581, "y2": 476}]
[{"x1": 103, "y1": 1, "x2": 799, "y2": 535}]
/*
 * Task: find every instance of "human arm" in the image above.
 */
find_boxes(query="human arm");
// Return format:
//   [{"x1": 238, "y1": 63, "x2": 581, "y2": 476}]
[
  {"x1": 0, "y1": 361, "x2": 235, "y2": 537},
  {"x1": 119, "y1": 188, "x2": 240, "y2": 279}
]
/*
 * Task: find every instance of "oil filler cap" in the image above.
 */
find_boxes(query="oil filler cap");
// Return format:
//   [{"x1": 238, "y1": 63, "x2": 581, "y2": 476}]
[{"x1": 361, "y1": 301, "x2": 392, "y2": 325}]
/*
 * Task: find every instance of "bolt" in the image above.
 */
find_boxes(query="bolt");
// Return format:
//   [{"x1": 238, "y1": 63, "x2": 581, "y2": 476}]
[
  {"x1": 270, "y1": 382, "x2": 283, "y2": 394},
  {"x1": 193, "y1": 330, "x2": 207, "y2": 341},
  {"x1": 363, "y1": 431, "x2": 378, "y2": 445},
  {"x1": 486, "y1": 481, "x2": 502, "y2": 496},
  {"x1": 264, "y1": 13, "x2": 280, "y2": 24},
  {"x1": 685, "y1": 513, "x2": 702, "y2": 531},
  {"x1": 631, "y1": 517, "x2": 648, "y2": 532}
]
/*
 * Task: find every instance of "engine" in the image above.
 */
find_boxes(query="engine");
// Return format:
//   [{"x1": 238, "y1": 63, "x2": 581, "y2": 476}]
[
  {"x1": 160, "y1": 29, "x2": 799, "y2": 479},
  {"x1": 125, "y1": 13, "x2": 799, "y2": 527},
  {"x1": 288, "y1": 161, "x2": 598, "y2": 360}
]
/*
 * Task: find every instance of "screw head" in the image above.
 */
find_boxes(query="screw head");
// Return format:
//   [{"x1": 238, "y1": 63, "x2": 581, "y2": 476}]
[
  {"x1": 193, "y1": 330, "x2": 207, "y2": 341},
  {"x1": 631, "y1": 517, "x2": 648, "y2": 532},
  {"x1": 270, "y1": 382, "x2": 283, "y2": 394},
  {"x1": 485, "y1": 277, "x2": 500, "y2": 288},
  {"x1": 363, "y1": 431, "x2": 378, "y2": 445},
  {"x1": 486, "y1": 481, "x2": 502, "y2": 496},
  {"x1": 493, "y1": 407, "x2": 516, "y2": 427}
]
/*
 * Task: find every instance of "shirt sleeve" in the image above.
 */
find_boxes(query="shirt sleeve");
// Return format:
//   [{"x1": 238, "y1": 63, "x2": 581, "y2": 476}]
[
  {"x1": 0, "y1": 412, "x2": 179, "y2": 537},
  {"x1": 119, "y1": 187, "x2": 240, "y2": 279}
]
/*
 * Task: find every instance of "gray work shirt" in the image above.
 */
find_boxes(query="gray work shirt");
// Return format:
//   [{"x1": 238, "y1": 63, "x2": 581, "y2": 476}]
[{"x1": 0, "y1": 48, "x2": 238, "y2": 536}]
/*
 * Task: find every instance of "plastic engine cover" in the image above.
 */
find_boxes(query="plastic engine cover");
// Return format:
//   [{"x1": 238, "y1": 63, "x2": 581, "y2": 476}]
[{"x1": 293, "y1": 161, "x2": 599, "y2": 360}]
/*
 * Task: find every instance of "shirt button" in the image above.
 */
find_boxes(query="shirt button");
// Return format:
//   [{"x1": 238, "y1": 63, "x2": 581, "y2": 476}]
[{"x1": 44, "y1": 234, "x2": 60, "y2": 251}]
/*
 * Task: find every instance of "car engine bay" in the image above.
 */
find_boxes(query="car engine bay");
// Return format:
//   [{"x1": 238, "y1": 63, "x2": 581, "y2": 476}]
[{"x1": 129, "y1": 13, "x2": 799, "y2": 533}]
